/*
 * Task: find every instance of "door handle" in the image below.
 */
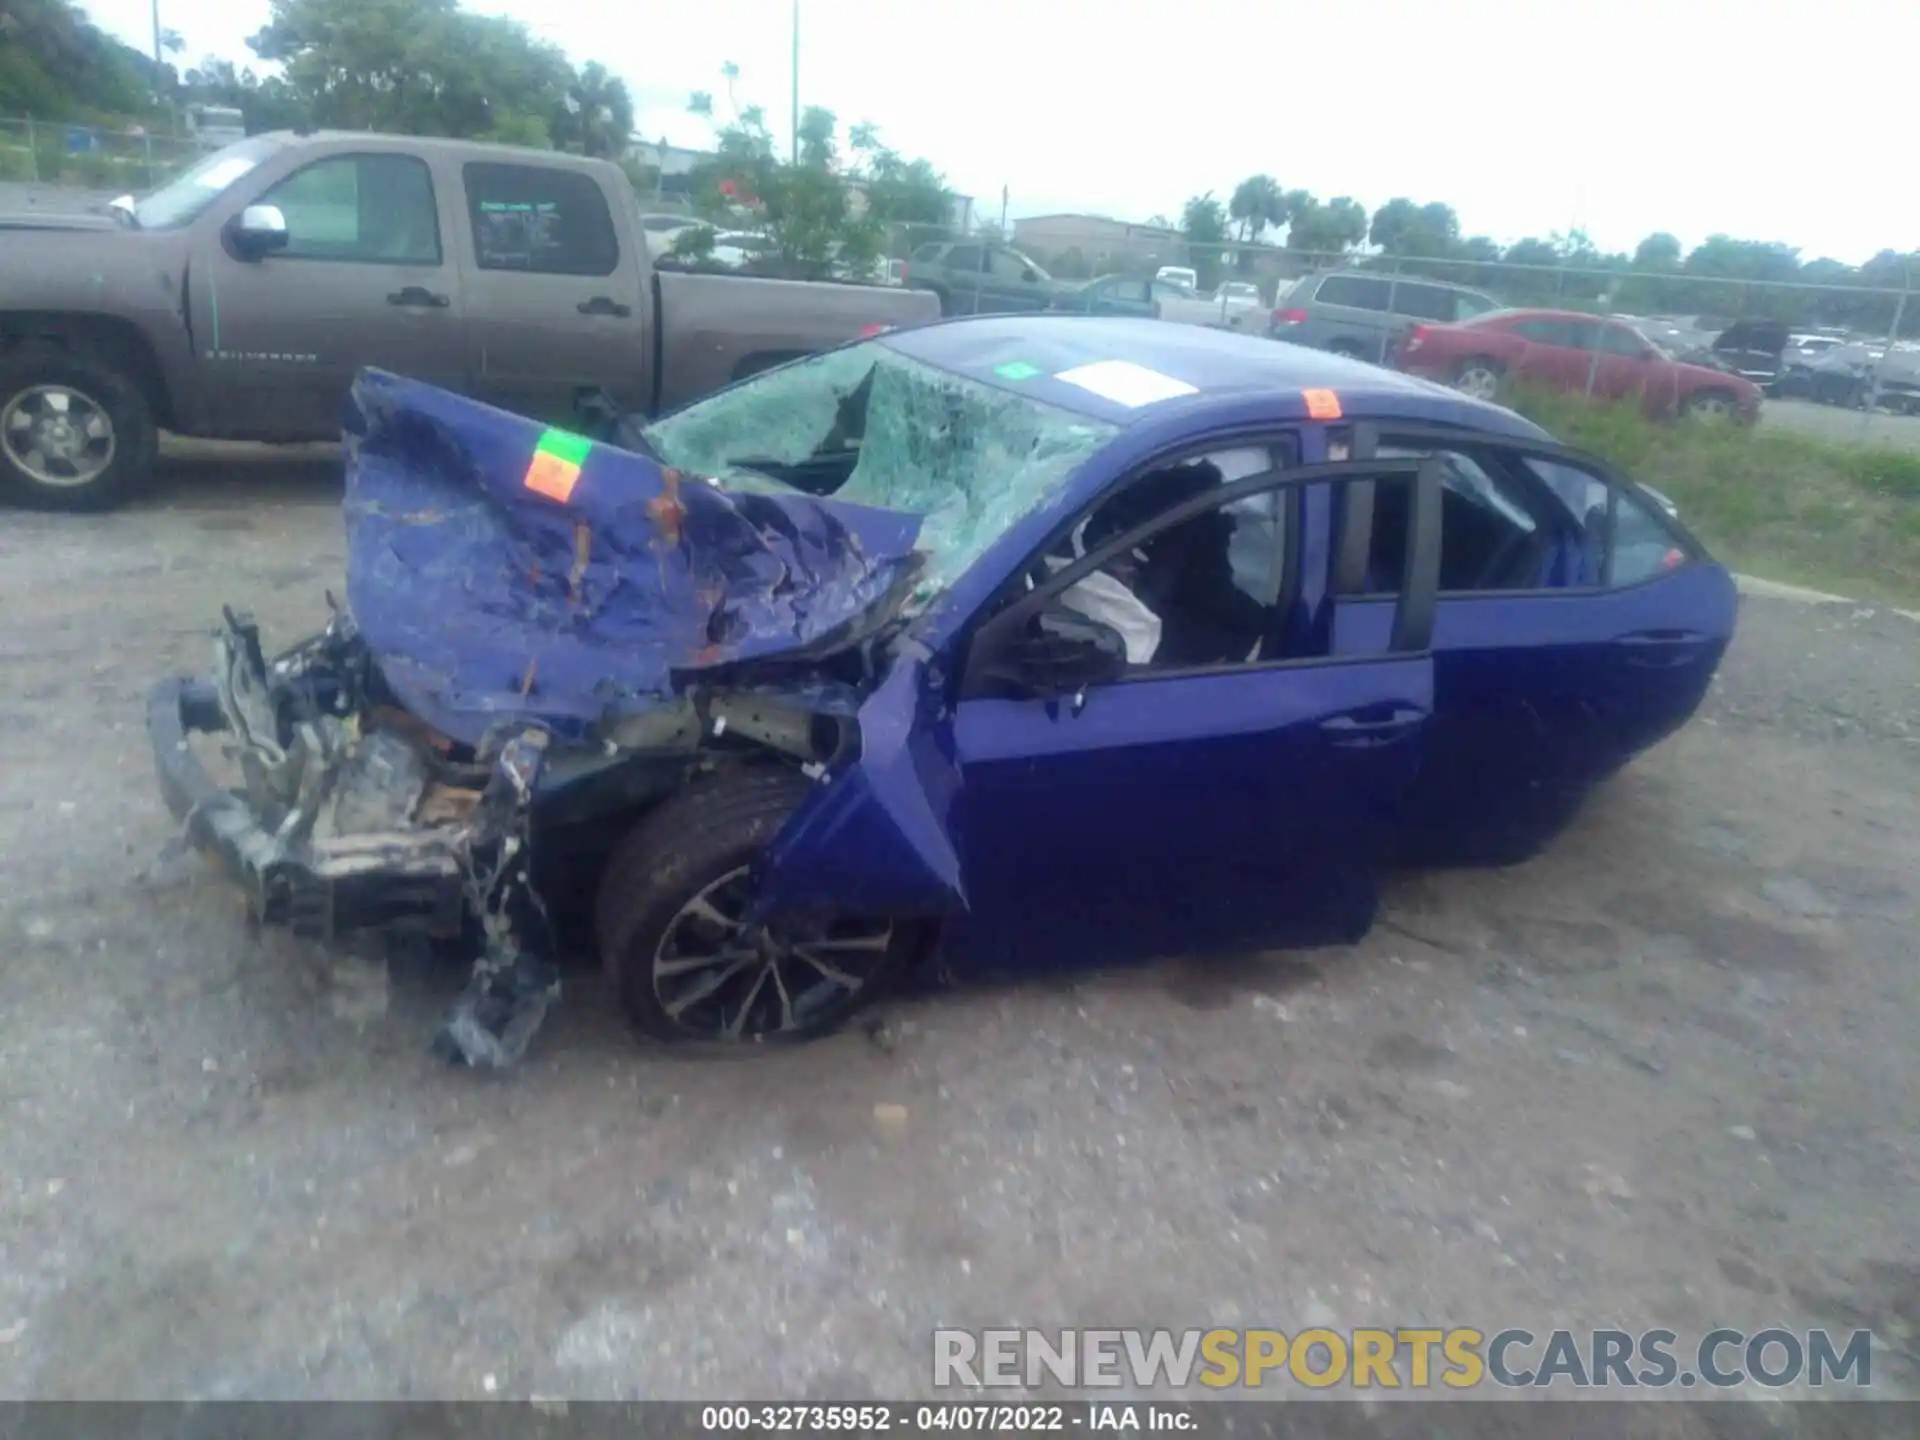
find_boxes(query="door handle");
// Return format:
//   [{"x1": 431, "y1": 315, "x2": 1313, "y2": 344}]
[
  {"x1": 1319, "y1": 705, "x2": 1425, "y2": 745},
  {"x1": 578, "y1": 296, "x2": 633, "y2": 318},
  {"x1": 1618, "y1": 629, "x2": 1704, "y2": 645},
  {"x1": 1617, "y1": 630, "x2": 1708, "y2": 669},
  {"x1": 387, "y1": 286, "x2": 450, "y2": 309}
]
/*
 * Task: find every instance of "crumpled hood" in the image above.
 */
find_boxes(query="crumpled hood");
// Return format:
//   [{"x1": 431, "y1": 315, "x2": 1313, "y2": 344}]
[{"x1": 343, "y1": 369, "x2": 927, "y2": 747}]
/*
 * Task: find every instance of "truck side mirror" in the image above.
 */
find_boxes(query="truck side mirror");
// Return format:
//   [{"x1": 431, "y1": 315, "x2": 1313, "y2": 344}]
[{"x1": 230, "y1": 204, "x2": 290, "y2": 260}]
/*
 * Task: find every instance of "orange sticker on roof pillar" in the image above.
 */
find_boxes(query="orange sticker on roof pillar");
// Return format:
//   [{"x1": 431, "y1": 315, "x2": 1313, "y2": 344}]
[
  {"x1": 522, "y1": 428, "x2": 594, "y2": 504},
  {"x1": 1302, "y1": 388, "x2": 1342, "y2": 420}
]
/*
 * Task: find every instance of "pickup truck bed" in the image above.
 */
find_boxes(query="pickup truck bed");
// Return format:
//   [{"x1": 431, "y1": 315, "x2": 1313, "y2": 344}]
[{"x1": 0, "y1": 130, "x2": 937, "y2": 512}]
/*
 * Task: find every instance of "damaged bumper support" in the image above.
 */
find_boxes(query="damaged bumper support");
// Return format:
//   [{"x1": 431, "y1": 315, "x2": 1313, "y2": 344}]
[{"x1": 147, "y1": 612, "x2": 562, "y2": 1069}]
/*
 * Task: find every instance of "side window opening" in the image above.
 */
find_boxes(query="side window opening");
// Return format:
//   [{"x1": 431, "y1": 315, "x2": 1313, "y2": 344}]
[
  {"x1": 259, "y1": 154, "x2": 441, "y2": 265},
  {"x1": 1037, "y1": 446, "x2": 1292, "y2": 671},
  {"x1": 1357, "y1": 446, "x2": 1555, "y2": 594},
  {"x1": 464, "y1": 162, "x2": 619, "y2": 277}
]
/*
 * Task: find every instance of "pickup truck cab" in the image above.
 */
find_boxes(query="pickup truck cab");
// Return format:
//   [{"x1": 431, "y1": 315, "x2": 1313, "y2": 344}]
[{"x1": 0, "y1": 131, "x2": 938, "y2": 511}]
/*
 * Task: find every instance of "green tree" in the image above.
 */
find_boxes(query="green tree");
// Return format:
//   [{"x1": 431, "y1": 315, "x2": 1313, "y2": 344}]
[
  {"x1": 1369, "y1": 197, "x2": 1460, "y2": 258},
  {"x1": 1180, "y1": 191, "x2": 1228, "y2": 291},
  {"x1": 1633, "y1": 232, "x2": 1682, "y2": 269},
  {"x1": 1227, "y1": 173, "x2": 1286, "y2": 242},
  {"x1": 1286, "y1": 195, "x2": 1368, "y2": 257},
  {"x1": 682, "y1": 64, "x2": 946, "y2": 280},
  {"x1": 551, "y1": 61, "x2": 634, "y2": 159}
]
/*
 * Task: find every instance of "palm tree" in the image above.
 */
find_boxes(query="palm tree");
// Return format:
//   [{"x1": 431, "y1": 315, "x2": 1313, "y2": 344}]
[{"x1": 1228, "y1": 173, "x2": 1285, "y2": 242}]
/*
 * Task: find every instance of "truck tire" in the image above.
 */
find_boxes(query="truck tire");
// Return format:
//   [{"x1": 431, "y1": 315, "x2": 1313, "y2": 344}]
[
  {"x1": 0, "y1": 343, "x2": 157, "y2": 512},
  {"x1": 594, "y1": 768, "x2": 918, "y2": 1047}
]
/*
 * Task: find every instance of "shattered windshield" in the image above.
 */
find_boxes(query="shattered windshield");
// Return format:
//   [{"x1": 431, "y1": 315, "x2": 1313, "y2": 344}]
[{"x1": 641, "y1": 342, "x2": 1118, "y2": 598}]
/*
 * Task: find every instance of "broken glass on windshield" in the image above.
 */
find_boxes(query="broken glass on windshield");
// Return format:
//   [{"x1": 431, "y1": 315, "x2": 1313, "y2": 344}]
[{"x1": 642, "y1": 341, "x2": 1117, "y2": 598}]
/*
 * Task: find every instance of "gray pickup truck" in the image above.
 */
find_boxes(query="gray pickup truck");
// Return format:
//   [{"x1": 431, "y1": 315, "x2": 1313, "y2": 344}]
[{"x1": 0, "y1": 131, "x2": 939, "y2": 511}]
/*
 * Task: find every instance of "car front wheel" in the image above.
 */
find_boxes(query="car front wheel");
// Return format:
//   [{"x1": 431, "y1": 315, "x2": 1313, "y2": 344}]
[
  {"x1": 0, "y1": 343, "x2": 157, "y2": 512},
  {"x1": 594, "y1": 768, "x2": 920, "y2": 1046}
]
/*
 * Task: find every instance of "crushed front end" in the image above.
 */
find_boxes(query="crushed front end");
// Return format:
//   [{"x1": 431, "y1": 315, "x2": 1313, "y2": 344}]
[
  {"x1": 148, "y1": 367, "x2": 930, "y2": 1069},
  {"x1": 150, "y1": 604, "x2": 565, "y2": 1067}
]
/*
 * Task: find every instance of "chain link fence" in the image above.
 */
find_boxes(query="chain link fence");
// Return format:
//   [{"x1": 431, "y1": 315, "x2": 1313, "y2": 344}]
[{"x1": 0, "y1": 117, "x2": 211, "y2": 192}]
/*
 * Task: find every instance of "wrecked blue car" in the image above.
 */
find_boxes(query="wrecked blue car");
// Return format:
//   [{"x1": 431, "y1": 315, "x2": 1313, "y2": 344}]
[{"x1": 148, "y1": 317, "x2": 1737, "y2": 1065}]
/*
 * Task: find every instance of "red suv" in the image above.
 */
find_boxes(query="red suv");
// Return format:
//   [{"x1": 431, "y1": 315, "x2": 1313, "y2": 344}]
[{"x1": 1395, "y1": 308, "x2": 1763, "y2": 422}]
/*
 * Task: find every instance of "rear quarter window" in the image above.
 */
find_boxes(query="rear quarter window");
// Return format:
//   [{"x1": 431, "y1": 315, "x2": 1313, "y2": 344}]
[{"x1": 1314, "y1": 274, "x2": 1394, "y2": 311}]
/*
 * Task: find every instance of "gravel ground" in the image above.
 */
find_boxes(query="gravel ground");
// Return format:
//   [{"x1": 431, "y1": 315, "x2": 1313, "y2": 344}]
[
  {"x1": 1, "y1": 454, "x2": 1917, "y2": 1409},
  {"x1": 1762, "y1": 398, "x2": 1920, "y2": 452}
]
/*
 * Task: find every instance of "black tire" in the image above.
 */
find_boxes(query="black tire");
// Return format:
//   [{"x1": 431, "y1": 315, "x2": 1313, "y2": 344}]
[
  {"x1": 0, "y1": 343, "x2": 157, "y2": 512},
  {"x1": 1328, "y1": 339, "x2": 1367, "y2": 361},
  {"x1": 594, "y1": 767, "x2": 917, "y2": 1047}
]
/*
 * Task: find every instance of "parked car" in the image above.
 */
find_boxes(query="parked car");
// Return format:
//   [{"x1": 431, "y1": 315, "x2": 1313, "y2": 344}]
[
  {"x1": 148, "y1": 318, "x2": 1734, "y2": 1065},
  {"x1": 1269, "y1": 270, "x2": 1503, "y2": 364},
  {"x1": 1674, "y1": 319, "x2": 1791, "y2": 394},
  {"x1": 1395, "y1": 308, "x2": 1765, "y2": 421},
  {"x1": 1214, "y1": 281, "x2": 1262, "y2": 312},
  {"x1": 1155, "y1": 265, "x2": 1199, "y2": 291},
  {"x1": 904, "y1": 240, "x2": 1063, "y2": 316},
  {"x1": 1051, "y1": 274, "x2": 1263, "y2": 330},
  {"x1": 0, "y1": 131, "x2": 937, "y2": 512}
]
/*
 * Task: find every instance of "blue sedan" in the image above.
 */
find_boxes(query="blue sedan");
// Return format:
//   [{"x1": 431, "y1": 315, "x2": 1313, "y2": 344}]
[{"x1": 148, "y1": 317, "x2": 1736, "y2": 1063}]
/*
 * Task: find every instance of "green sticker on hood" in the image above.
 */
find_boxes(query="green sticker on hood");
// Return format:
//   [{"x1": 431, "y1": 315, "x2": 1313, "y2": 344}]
[{"x1": 993, "y1": 361, "x2": 1042, "y2": 381}]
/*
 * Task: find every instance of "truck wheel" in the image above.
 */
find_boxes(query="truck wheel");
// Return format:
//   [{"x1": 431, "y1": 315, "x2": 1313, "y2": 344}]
[
  {"x1": 594, "y1": 768, "x2": 918, "y2": 1047},
  {"x1": 0, "y1": 344, "x2": 157, "y2": 512}
]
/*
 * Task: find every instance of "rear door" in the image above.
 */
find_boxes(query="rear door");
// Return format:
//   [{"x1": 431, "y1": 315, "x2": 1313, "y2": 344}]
[
  {"x1": 1307, "y1": 273, "x2": 1395, "y2": 359},
  {"x1": 983, "y1": 245, "x2": 1052, "y2": 313},
  {"x1": 189, "y1": 148, "x2": 467, "y2": 439},
  {"x1": 455, "y1": 159, "x2": 652, "y2": 423},
  {"x1": 756, "y1": 453, "x2": 1446, "y2": 975},
  {"x1": 1509, "y1": 316, "x2": 1595, "y2": 392},
  {"x1": 1327, "y1": 428, "x2": 1736, "y2": 864}
]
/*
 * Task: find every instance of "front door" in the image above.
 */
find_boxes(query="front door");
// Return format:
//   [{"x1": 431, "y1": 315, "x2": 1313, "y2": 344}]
[
  {"x1": 191, "y1": 151, "x2": 468, "y2": 439},
  {"x1": 754, "y1": 455, "x2": 1445, "y2": 978}
]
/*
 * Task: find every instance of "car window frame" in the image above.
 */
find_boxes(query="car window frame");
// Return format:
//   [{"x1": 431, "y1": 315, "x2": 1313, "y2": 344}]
[
  {"x1": 1332, "y1": 420, "x2": 1708, "y2": 597},
  {"x1": 958, "y1": 448, "x2": 1442, "y2": 696},
  {"x1": 1512, "y1": 318, "x2": 1581, "y2": 348},
  {"x1": 461, "y1": 160, "x2": 622, "y2": 278},
  {"x1": 1597, "y1": 323, "x2": 1656, "y2": 360},
  {"x1": 253, "y1": 151, "x2": 444, "y2": 268},
  {"x1": 944, "y1": 244, "x2": 985, "y2": 273},
  {"x1": 1314, "y1": 274, "x2": 1395, "y2": 312}
]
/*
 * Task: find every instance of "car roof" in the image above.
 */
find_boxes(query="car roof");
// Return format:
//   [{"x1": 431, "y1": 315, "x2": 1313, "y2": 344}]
[
  {"x1": 1310, "y1": 268, "x2": 1491, "y2": 295},
  {"x1": 880, "y1": 315, "x2": 1549, "y2": 438}
]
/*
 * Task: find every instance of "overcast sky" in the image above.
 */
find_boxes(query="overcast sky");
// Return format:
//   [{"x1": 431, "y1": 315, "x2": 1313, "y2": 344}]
[{"x1": 80, "y1": 0, "x2": 1910, "y2": 264}]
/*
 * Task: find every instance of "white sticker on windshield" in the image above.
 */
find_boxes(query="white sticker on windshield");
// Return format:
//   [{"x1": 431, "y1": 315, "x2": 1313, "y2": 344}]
[
  {"x1": 1053, "y1": 360, "x2": 1197, "y2": 408},
  {"x1": 194, "y1": 157, "x2": 258, "y2": 190}
]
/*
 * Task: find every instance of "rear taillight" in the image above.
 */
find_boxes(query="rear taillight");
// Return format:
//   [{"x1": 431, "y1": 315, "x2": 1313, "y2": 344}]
[
  {"x1": 898, "y1": 264, "x2": 908, "y2": 284},
  {"x1": 1403, "y1": 324, "x2": 1431, "y2": 351},
  {"x1": 1272, "y1": 307, "x2": 1308, "y2": 326}
]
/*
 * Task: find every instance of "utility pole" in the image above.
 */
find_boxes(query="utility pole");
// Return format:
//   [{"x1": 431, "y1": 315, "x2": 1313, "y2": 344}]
[
  {"x1": 150, "y1": 0, "x2": 164, "y2": 104},
  {"x1": 790, "y1": 0, "x2": 799, "y2": 165},
  {"x1": 999, "y1": 185, "x2": 1008, "y2": 237}
]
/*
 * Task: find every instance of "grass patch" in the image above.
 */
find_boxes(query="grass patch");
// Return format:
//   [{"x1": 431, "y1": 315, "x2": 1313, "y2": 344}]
[{"x1": 1502, "y1": 385, "x2": 1920, "y2": 606}]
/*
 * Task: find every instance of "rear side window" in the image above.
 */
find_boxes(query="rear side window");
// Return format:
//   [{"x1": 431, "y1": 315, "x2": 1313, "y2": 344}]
[
  {"x1": 944, "y1": 245, "x2": 984, "y2": 272},
  {"x1": 1597, "y1": 325, "x2": 1651, "y2": 358},
  {"x1": 1453, "y1": 291, "x2": 1500, "y2": 320},
  {"x1": 1609, "y1": 489, "x2": 1691, "y2": 584},
  {"x1": 464, "y1": 162, "x2": 619, "y2": 276},
  {"x1": 1393, "y1": 283, "x2": 1460, "y2": 322},
  {"x1": 911, "y1": 242, "x2": 944, "y2": 262},
  {"x1": 1530, "y1": 460, "x2": 1691, "y2": 586},
  {"x1": 1513, "y1": 318, "x2": 1582, "y2": 347},
  {"x1": 1314, "y1": 274, "x2": 1393, "y2": 311}
]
